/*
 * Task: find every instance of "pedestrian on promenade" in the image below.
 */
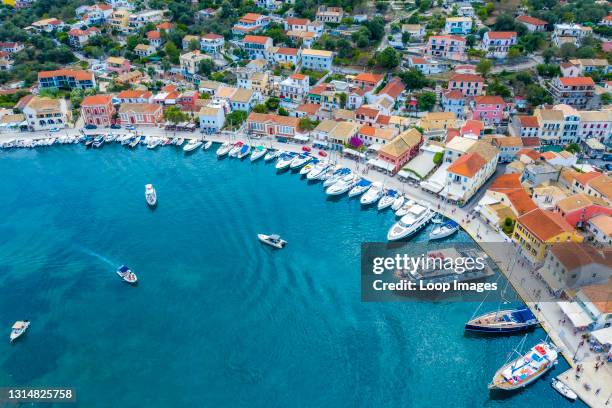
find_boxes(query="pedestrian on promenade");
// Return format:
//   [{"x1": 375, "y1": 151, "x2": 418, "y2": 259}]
[{"x1": 596, "y1": 388, "x2": 601, "y2": 396}]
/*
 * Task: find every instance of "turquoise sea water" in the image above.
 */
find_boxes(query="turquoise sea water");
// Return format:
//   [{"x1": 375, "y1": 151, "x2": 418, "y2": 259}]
[{"x1": 0, "y1": 144, "x2": 581, "y2": 408}]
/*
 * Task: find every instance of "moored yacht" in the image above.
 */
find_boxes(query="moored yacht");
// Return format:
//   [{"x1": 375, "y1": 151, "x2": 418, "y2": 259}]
[
  {"x1": 300, "y1": 158, "x2": 319, "y2": 175},
  {"x1": 275, "y1": 152, "x2": 297, "y2": 170},
  {"x1": 395, "y1": 199, "x2": 416, "y2": 217},
  {"x1": 128, "y1": 137, "x2": 139, "y2": 148},
  {"x1": 391, "y1": 194, "x2": 405, "y2": 211},
  {"x1": 116, "y1": 265, "x2": 138, "y2": 284},
  {"x1": 183, "y1": 139, "x2": 203, "y2": 152},
  {"x1": 92, "y1": 136, "x2": 104, "y2": 148},
  {"x1": 250, "y1": 146, "x2": 267, "y2": 161},
  {"x1": 264, "y1": 149, "x2": 280, "y2": 162},
  {"x1": 387, "y1": 204, "x2": 434, "y2": 241},
  {"x1": 377, "y1": 189, "x2": 398, "y2": 210},
  {"x1": 348, "y1": 179, "x2": 372, "y2": 197},
  {"x1": 257, "y1": 233, "x2": 287, "y2": 249},
  {"x1": 236, "y1": 144, "x2": 251, "y2": 159},
  {"x1": 489, "y1": 341, "x2": 558, "y2": 391},
  {"x1": 306, "y1": 161, "x2": 329, "y2": 180},
  {"x1": 289, "y1": 153, "x2": 312, "y2": 169},
  {"x1": 326, "y1": 174, "x2": 359, "y2": 195},
  {"x1": 361, "y1": 182, "x2": 384, "y2": 205},
  {"x1": 147, "y1": 137, "x2": 162, "y2": 149},
  {"x1": 10, "y1": 320, "x2": 30, "y2": 343},
  {"x1": 323, "y1": 167, "x2": 351, "y2": 187},
  {"x1": 465, "y1": 308, "x2": 538, "y2": 334},
  {"x1": 228, "y1": 141, "x2": 244, "y2": 157},
  {"x1": 203, "y1": 140, "x2": 213, "y2": 150},
  {"x1": 429, "y1": 220, "x2": 460, "y2": 240},
  {"x1": 175, "y1": 138, "x2": 184, "y2": 146},
  {"x1": 145, "y1": 184, "x2": 157, "y2": 207},
  {"x1": 216, "y1": 141, "x2": 232, "y2": 157}
]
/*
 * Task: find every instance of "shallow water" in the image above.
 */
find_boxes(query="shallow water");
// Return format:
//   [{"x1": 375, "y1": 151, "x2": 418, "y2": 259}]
[{"x1": 0, "y1": 144, "x2": 580, "y2": 407}]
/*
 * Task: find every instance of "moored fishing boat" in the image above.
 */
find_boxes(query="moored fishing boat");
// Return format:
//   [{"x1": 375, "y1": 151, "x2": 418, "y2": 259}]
[
  {"x1": 10, "y1": 320, "x2": 30, "y2": 343},
  {"x1": 104, "y1": 134, "x2": 117, "y2": 143},
  {"x1": 488, "y1": 341, "x2": 558, "y2": 391},
  {"x1": 84, "y1": 136, "x2": 94, "y2": 147},
  {"x1": 395, "y1": 199, "x2": 416, "y2": 217},
  {"x1": 216, "y1": 141, "x2": 232, "y2": 157},
  {"x1": 250, "y1": 146, "x2": 267, "y2": 162},
  {"x1": 175, "y1": 138, "x2": 184, "y2": 146},
  {"x1": 116, "y1": 265, "x2": 138, "y2": 284},
  {"x1": 326, "y1": 174, "x2": 359, "y2": 196},
  {"x1": 128, "y1": 137, "x2": 139, "y2": 148},
  {"x1": 429, "y1": 220, "x2": 460, "y2": 240},
  {"x1": 361, "y1": 182, "x2": 384, "y2": 206},
  {"x1": 348, "y1": 179, "x2": 372, "y2": 197},
  {"x1": 145, "y1": 184, "x2": 157, "y2": 207},
  {"x1": 465, "y1": 308, "x2": 538, "y2": 334},
  {"x1": 275, "y1": 152, "x2": 297, "y2": 170},
  {"x1": 183, "y1": 139, "x2": 203, "y2": 152},
  {"x1": 387, "y1": 204, "x2": 434, "y2": 241},
  {"x1": 289, "y1": 153, "x2": 312, "y2": 169},
  {"x1": 377, "y1": 189, "x2": 398, "y2": 210}
]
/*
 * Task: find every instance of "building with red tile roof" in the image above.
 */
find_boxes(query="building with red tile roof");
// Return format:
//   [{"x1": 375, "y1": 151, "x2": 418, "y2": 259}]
[
  {"x1": 38, "y1": 69, "x2": 95, "y2": 89},
  {"x1": 516, "y1": 15, "x2": 547, "y2": 32},
  {"x1": 81, "y1": 94, "x2": 114, "y2": 127}
]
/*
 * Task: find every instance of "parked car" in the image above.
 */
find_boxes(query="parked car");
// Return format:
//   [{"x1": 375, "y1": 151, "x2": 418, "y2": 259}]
[
  {"x1": 49, "y1": 127, "x2": 60, "y2": 133},
  {"x1": 110, "y1": 124, "x2": 121, "y2": 129},
  {"x1": 125, "y1": 124, "x2": 136, "y2": 130},
  {"x1": 85, "y1": 124, "x2": 97, "y2": 130}
]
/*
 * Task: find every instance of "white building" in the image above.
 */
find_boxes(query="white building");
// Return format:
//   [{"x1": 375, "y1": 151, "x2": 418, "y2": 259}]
[
  {"x1": 198, "y1": 104, "x2": 225, "y2": 132},
  {"x1": 301, "y1": 49, "x2": 333, "y2": 71},
  {"x1": 444, "y1": 17, "x2": 472, "y2": 35},
  {"x1": 23, "y1": 96, "x2": 70, "y2": 131},
  {"x1": 279, "y1": 73, "x2": 310, "y2": 103}
]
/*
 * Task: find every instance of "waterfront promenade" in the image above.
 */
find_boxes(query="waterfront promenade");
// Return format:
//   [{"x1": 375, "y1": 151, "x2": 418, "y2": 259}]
[{"x1": 1, "y1": 128, "x2": 610, "y2": 406}]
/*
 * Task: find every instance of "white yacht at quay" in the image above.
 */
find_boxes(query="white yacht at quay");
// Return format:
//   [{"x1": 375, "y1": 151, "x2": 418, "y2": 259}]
[
  {"x1": 216, "y1": 142, "x2": 232, "y2": 157},
  {"x1": 275, "y1": 152, "x2": 297, "y2": 170},
  {"x1": 264, "y1": 149, "x2": 281, "y2": 162},
  {"x1": 361, "y1": 182, "x2": 384, "y2": 206},
  {"x1": 387, "y1": 204, "x2": 435, "y2": 241},
  {"x1": 323, "y1": 168, "x2": 351, "y2": 187},
  {"x1": 348, "y1": 179, "x2": 372, "y2": 197},
  {"x1": 183, "y1": 139, "x2": 203, "y2": 152},
  {"x1": 250, "y1": 146, "x2": 267, "y2": 162},
  {"x1": 326, "y1": 174, "x2": 359, "y2": 195},
  {"x1": 289, "y1": 153, "x2": 312, "y2": 169},
  {"x1": 377, "y1": 189, "x2": 399, "y2": 210},
  {"x1": 306, "y1": 161, "x2": 330, "y2": 180},
  {"x1": 395, "y1": 199, "x2": 417, "y2": 217},
  {"x1": 391, "y1": 195, "x2": 405, "y2": 211},
  {"x1": 147, "y1": 137, "x2": 162, "y2": 149}
]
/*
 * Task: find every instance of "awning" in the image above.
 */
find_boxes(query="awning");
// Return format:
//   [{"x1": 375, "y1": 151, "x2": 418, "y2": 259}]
[
  {"x1": 368, "y1": 143, "x2": 382, "y2": 152},
  {"x1": 343, "y1": 148, "x2": 366, "y2": 159},
  {"x1": 293, "y1": 134, "x2": 309, "y2": 141},
  {"x1": 591, "y1": 326, "x2": 612, "y2": 346},
  {"x1": 397, "y1": 169, "x2": 419, "y2": 180},
  {"x1": 558, "y1": 302, "x2": 594, "y2": 328},
  {"x1": 420, "y1": 180, "x2": 444, "y2": 194},
  {"x1": 367, "y1": 158, "x2": 394, "y2": 171}
]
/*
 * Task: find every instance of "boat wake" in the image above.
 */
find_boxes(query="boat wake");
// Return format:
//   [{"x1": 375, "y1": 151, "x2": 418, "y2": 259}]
[{"x1": 77, "y1": 246, "x2": 118, "y2": 268}]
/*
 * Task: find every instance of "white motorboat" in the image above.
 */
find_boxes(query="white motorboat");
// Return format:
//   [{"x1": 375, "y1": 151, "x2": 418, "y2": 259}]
[
  {"x1": 216, "y1": 142, "x2": 232, "y2": 157},
  {"x1": 429, "y1": 220, "x2": 460, "y2": 240},
  {"x1": 236, "y1": 143, "x2": 251, "y2": 159},
  {"x1": 175, "y1": 138, "x2": 184, "y2": 146},
  {"x1": 264, "y1": 149, "x2": 280, "y2": 162},
  {"x1": 361, "y1": 182, "x2": 384, "y2": 206},
  {"x1": 391, "y1": 195, "x2": 405, "y2": 211},
  {"x1": 306, "y1": 161, "x2": 329, "y2": 180},
  {"x1": 104, "y1": 134, "x2": 117, "y2": 143},
  {"x1": 9, "y1": 321, "x2": 30, "y2": 343},
  {"x1": 250, "y1": 146, "x2": 267, "y2": 162},
  {"x1": 323, "y1": 168, "x2": 351, "y2": 187},
  {"x1": 289, "y1": 153, "x2": 312, "y2": 169},
  {"x1": 551, "y1": 379, "x2": 577, "y2": 401},
  {"x1": 299, "y1": 159, "x2": 319, "y2": 175},
  {"x1": 147, "y1": 137, "x2": 162, "y2": 149},
  {"x1": 275, "y1": 152, "x2": 296, "y2": 170},
  {"x1": 387, "y1": 204, "x2": 434, "y2": 241},
  {"x1": 377, "y1": 189, "x2": 398, "y2": 210},
  {"x1": 145, "y1": 184, "x2": 157, "y2": 207},
  {"x1": 117, "y1": 134, "x2": 132, "y2": 144},
  {"x1": 116, "y1": 265, "x2": 138, "y2": 284},
  {"x1": 203, "y1": 140, "x2": 213, "y2": 150},
  {"x1": 257, "y1": 233, "x2": 287, "y2": 249},
  {"x1": 1, "y1": 138, "x2": 16, "y2": 148},
  {"x1": 183, "y1": 139, "x2": 203, "y2": 152},
  {"x1": 395, "y1": 199, "x2": 416, "y2": 217},
  {"x1": 348, "y1": 179, "x2": 372, "y2": 197},
  {"x1": 229, "y1": 142, "x2": 244, "y2": 157},
  {"x1": 326, "y1": 174, "x2": 358, "y2": 195}
]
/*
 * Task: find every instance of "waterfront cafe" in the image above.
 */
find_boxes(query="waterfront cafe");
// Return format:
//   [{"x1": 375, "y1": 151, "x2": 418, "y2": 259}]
[{"x1": 558, "y1": 301, "x2": 594, "y2": 331}]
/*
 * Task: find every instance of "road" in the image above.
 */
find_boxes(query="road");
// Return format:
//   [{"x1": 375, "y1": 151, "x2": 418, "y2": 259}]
[{"x1": 490, "y1": 54, "x2": 543, "y2": 74}]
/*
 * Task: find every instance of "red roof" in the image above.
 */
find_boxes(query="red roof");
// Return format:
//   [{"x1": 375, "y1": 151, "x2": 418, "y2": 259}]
[
  {"x1": 410, "y1": 57, "x2": 428, "y2": 64},
  {"x1": 489, "y1": 173, "x2": 523, "y2": 192},
  {"x1": 118, "y1": 89, "x2": 152, "y2": 99},
  {"x1": 156, "y1": 22, "x2": 173, "y2": 30},
  {"x1": 559, "y1": 76, "x2": 595, "y2": 87},
  {"x1": 353, "y1": 72, "x2": 384, "y2": 85},
  {"x1": 506, "y1": 189, "x2": 537, "y2": 215},
  {"x1": 296, "y1": 103, "x2": 320, "y2": 115},
  {"x1": 449, "y1": 73, "x2": 484, "y2": 83},
  {"x1": 355, "y1": 106, "x2": 379, "y2": 118},
  {"x1": 460, "y1": 119, "x2": 484, "y2": 136},
  {"x1": 486, "y1": 31, "x2": 517, "y2": 40},
  {"x1": 147, "y1": 30, "x2": 161, "y2": 39},
  {"x1": 447, "y1": 153, "x2": 487, "y2": 177},
  {"x1": 276, "y1": 47, "x2": 298, "y2": 56},
  {"x1": 444, "y1": 90, "x2": 464, "y2": 99},
  {"x1": 38, "y1": 69, "x2": 93, "y2": 81},
  {"x1": 290, "y1": 73, "x2": 306, "y2": 80},
  {"x1": 474, "y1": 95, "x2": 505, "y2": 105},
  {"x1": 516, "y1": 15, "x2": 547, "y2": 26},
  {"x1": 379, "y1": 78, "x2": 405, "y2": 98},
  {"x1": 202, "y1": 33, "x2": 223, "y2": 40},
  {"x1": 285, "y1": 17, "x2": 309, "y2": 26},
  {"x1": 518, "y1": 115, "x2": 539, "y2": 127},
  {"x1": 243, "y1": 35, "x2": 271, "y2": 45},
  {"x1": 521, "y1": 137, "x2": 541, "y2": 148},
  {"x1": 430, "y1": 34, "x2": 466, "y2": 43},
  {"x1": 81, "y1": 94, "x2": 112, "y2": 106}
]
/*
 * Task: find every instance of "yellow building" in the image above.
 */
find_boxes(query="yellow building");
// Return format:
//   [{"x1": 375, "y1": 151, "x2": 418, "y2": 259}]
[
  {"x1": 250, "y1": 72, "x2": 269, "y2": 95},
  {"x1": 512, "y1": 208, "x2": 584, "y2": 263},
  {"x1": 419, "y1": 111, "x2": 457, "y2": 132},
  {"x1": 108, "y1": 9, "x2": 130, "y2": 34},
  {"x1": 2, "y1": 0, "x2": 15, "y2": 7}
]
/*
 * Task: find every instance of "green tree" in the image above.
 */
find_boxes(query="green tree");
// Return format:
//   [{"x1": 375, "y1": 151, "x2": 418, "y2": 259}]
[
  {"x1": 507, "y1": 47, "x2": 521, "y2": 59},
  {"x1": 526, "y1": 84, "x2": 553, "y2": 106},
  {"x1": 433, "y1": 151, "x2": 443, "y2": 165},
  {"x1": 502, "y1": 217, "x2": 515, "y2": 235},
  {"x1": 476, "y1": 58, "x2": 492, "y2": 78},
  {"x1": 398, "y1": 69, "x2": 431, "y2": 90},
  {"x1": 376, "y1": 47, "x2": 400, "y2": 69},
  {"x1": 417, "y1": 92, "x2": 437, "y2": 111},
  {"x1": 198, "y1": 59, "x2": 215, "y2": 77},
  {"x1": 601, "y1": 92, "x2": 612, "y2": 105},
  {"x1": 265, "y1": 97, "x2": 280, "y2": 111},
  {"x1": 224, "y1": 110, "x2": 247, "y2": 130},
  {"x1": 253, "y1": 103, "x2": 267, "y2": 113},
  {"x1": 565, "y1": 143, "x2": 581, "y2": 154},
  {"x1": 164, "y1": 106, "x2": 189, "y2": 124},
  {"x1": 165, "y1": 41, "x2": 180, "y2": 64},
  {"x1": 70, "y1": 88, "x2": 84, "y2": 108},
  {"x1": 278, "y1": 107, "x2": 289, "y2": 116},
  {"x1": 299, "y1": 117, "x2": 319, "y2": 131}
]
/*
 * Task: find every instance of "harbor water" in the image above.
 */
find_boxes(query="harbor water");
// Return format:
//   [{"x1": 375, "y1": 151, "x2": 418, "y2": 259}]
[{"x1": 0, "y1": 144, "x2": 581, "y2": 407}]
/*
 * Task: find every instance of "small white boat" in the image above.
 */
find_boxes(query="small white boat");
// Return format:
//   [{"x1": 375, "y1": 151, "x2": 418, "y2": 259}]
[
  {"x1": 429, "y1": 220, "x2": 459, "y2": 240},
  {"x1": 216, "y1": 142, "x2": 232, "y2": 157},
  {"x1": 387, "y1": 204, "x2": 434, "y2": 241},
  {"x1": 377, "y1": 189, "x2": 398, "y2": 210},
  {"x1": 236, "y1": 144, "x2": 251, "y2": 159},
  {"x1": 323, "y1": 168, "x2": 351, "y2": 187},
  {"x1": 1, "y1": 138, "x2": 16, "y2": 148},
  {"x1": 147, "y1": 137, "x2": 162, "y2": 149},
  {"x1": 10, "y1": 320, "x2": 30, "y2": 343},
  {"x1": 551, "y1": 378, "x2": 577, "y2": 401},
  {"x1": 145, "y1": 184, "x2": 157, "y2": 207},
  {"x1": 306, "y1": 161, "x2": 329, "y2": 180},
  {"x1": 250, "y1": 146, "x2": 267, "y2": 162},
  {"x1": 175, "y1": 138, "x2": 185, "y2": 146},
  {"x1": 361, "y1": 182, "x2": 384, "y2": 206},
  {"x1": 203, "y1": 140, "x2": 213, "y2": 150},
  {"x1": 289, "y1": 153, "x2": 312, "y2": 169},
  {"x1": 391, "y1": 195, "x2": 405, "y2": 211},
  {"x1": 326, "y1": 174, "x2": 358, "y2": 196},
  {"x1": 228, "y1": 142, "x2": 244, "y2": 157},
  {"x1": 264, "y1": 149, "x2": 280, "y2": 162},
  {"x1": 395, "y1": 199, "x2": 416, "y2": 217},
  {"x1": 258, "y1": 233, "x2": 287, "y2": 249},
  {"x1": 348, "y1": 179, "x2": 372, "y2": 197},
  {"x1": 116, "y1": 265, "x2": 138, "y2": 284},
  {"x1": 104, "y1": 134, "x2": 117, "y2": 143},
  {"x1": 275, "y1": 152, "x2": 296, "y2": 170},
  {"x1": 183, "y1": 139, "x2": 203, "y2": 152},
  {"x1": 299, "y1": 159, "x2": 318, "y2": 175}
]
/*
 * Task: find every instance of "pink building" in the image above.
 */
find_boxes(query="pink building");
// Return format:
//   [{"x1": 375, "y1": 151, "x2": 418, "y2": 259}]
[
  {"x1": 106, "y1": 57, "x2": 131, "y2": 75},
  {"x1": 177, "y1": 90, "x2": 199, "y2": 110},
  {"x1": 470, "y1": 95, "x2": 506, "y2": 125},
  {"x1": 377, "y1": 129, "x2": 422, "y2": 174},
  {"x1": 425, "y1": 35, "x2": 466, "y2": 61},
  {"x1": 81, "y1": 94, "x2": 114, "y2": 127},
  {"x1": 448, "y1": 73, "x2": 484, "y2": 97},
  {"x1": 118, "y1": 103, "x2": 163, "y2": 126},
  {"x1": 555, "y1": 194, "x2": 612, "y2": 228}
]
